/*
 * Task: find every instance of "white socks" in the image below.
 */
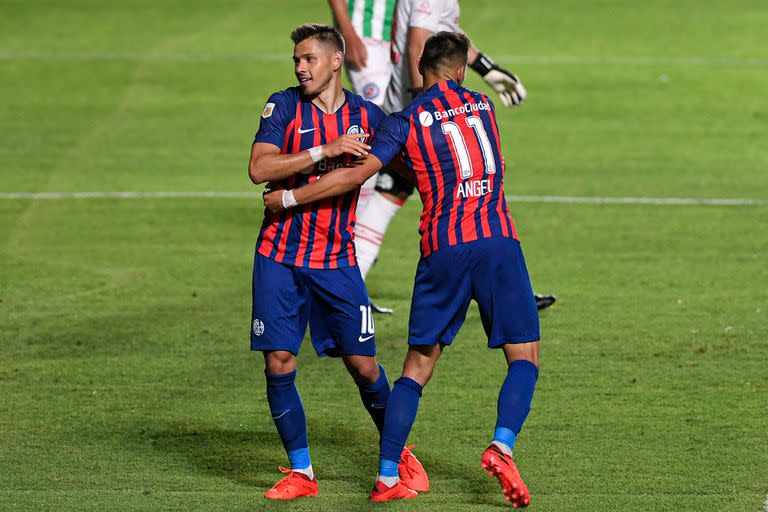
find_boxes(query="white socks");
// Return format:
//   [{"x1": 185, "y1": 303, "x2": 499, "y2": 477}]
[
  {"x1": 492, "y1": 440, "x2": 513, "y2": 457},
  {"x1": 293, "y1": 465, "x2": 315, "y2": 480},
  {"x1": 377, "y1": 474, "x2": 400, "y2": 487},
  {"x1": 354, "y1": 191, "x2": 403, "y2": 280}
]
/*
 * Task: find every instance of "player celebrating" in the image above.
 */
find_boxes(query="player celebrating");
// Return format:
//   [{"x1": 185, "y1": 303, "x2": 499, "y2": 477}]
[
  {"x1": 247, "y1": 23, "x2": 426, "y2": 500},
  {"x1": 263, "y1": 31, "x2": 540, "y2": 506}
]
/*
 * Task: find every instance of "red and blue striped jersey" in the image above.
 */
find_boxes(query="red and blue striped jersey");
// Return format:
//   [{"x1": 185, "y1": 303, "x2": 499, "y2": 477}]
[
  {"x1": 254, "y1": 87, "x2": 385, "y2": 268},
  {"x1": 369, "y1": 80, "x2": 518, "y2": 257}
]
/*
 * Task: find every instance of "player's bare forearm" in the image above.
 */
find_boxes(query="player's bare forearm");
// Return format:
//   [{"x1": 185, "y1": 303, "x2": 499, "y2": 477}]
[
  {"x1": 461, "y1": 30, "x2": 527, "y2": 108},
  {"x1": 295, "y1": 155, "x2": 382, "y2": 204},
  {"x1": 467, "y1": 44, "x2": 479, "y2": 64},
  {"x1": 262, "y1": 154, "x2": 383, "y2": 212},
  {"x1": 248, "y1": 143, "x2": 315, "y2": 184},
  {"x1": 249, "y1": 134, "x2": 370, "y2": 185},
  {"x1": 407, "y1": 26, "x2": 432, "y2": 91},
  {"x1": 328, "y1": 0, "x2": 367, "y2": 70},
  {"x1": 328, "y1": 0, "x2": 355, "y2": 35}
]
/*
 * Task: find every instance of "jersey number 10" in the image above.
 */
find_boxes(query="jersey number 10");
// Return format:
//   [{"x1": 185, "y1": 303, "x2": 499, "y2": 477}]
[
  {"x1": 441, "y1": 116, "x2": 497, "y2": 179},
  {"x1": 359, "y1": 305, "x2": 375, "y2": 335}
]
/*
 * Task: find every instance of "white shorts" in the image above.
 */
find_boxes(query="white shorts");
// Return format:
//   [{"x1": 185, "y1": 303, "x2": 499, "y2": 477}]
[{"x1": 347, "y1": 39, "x2": 392, "y2": 107}]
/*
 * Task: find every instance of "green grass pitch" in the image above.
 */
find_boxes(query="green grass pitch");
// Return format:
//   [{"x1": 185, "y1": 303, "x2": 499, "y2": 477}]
[{"x1": 1, "y1": 1, "x2": 767, "y2": 510}]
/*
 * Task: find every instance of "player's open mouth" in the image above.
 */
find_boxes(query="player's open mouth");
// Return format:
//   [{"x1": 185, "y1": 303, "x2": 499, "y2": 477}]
[{"x1": 298, "y1": 77, "x2": 312, "y2": 85}]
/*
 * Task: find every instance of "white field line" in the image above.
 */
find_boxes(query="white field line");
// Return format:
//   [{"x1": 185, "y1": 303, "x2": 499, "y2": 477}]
[
  {"x1": 504, "y1": 195, "x2": 768, "y2": 206},
  {"x1": 0, "y1": 191, "x2": 765, "y2": 206},
  {"x1": 1, "y1": 50, "x2": 767, "y2": 67}
]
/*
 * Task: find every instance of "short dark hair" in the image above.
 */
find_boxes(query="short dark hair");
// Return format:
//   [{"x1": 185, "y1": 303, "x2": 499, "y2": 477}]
[
  {"x1": 419, "y1": 31, "x2": 470, "y2": 73},
  {"x1": 290, "y1": 23, "x2": 345, "y2": 54}
]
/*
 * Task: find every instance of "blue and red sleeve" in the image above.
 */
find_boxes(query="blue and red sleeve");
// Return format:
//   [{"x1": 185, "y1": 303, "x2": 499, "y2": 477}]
[
  {"x1": 369, "y1": 113, "x2": 410, "y2": 168},
  {"x1": 253, "y1": 91, "x2": 291, "y2": 148},
  {"x1": 366, "y1": 102, "x2": 387, "y2": 133}
]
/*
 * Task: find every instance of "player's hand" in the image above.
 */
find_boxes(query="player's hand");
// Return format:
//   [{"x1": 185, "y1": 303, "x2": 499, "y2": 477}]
[
  {"x1": 343, "y1": 30, "x2": 368, "y2": 71},
  {"x1": 483, "y1": 67, "x2": 527, "y2": 108},
  {"x1": 262, "y1": 189, "x2": 285, "y2": 213},
  {"x1": 322, "y1": 133, "x2": 371, "y2": 159}
]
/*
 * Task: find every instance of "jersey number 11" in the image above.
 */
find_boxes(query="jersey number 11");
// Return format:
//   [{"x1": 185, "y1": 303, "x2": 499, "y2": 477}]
[{"x1": 441, "y1": 116, "x2": 497, "y2": 179}]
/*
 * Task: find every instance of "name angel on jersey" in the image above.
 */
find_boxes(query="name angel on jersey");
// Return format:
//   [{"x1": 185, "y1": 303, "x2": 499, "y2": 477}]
[
  {"x1": 434, "y1": 101, "x2": 491, "y2": 121},
  {"x1": 456, "y1": 178, "x2": 493, "y2": 199}
]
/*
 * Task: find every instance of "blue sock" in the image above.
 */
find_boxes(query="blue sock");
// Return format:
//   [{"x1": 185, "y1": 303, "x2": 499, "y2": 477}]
[
  {"x1": 265, "y1": 369, "x2": 310, "y2": 469},
  {"x1": 288, "y1": 448, "x2": 311, "y2": 470},
  {"x1": 378, "y1": 459, "x2": 400, "y2": 478},
  {"x1": 357, "y1": 363, "x2": 390, "y2": 435},
  {"x1": 379, "y1": 377, "x2": 423, "y2": 472},
  {"x1": 494, "y1": 360, "x2": 539, "y2": 452}
]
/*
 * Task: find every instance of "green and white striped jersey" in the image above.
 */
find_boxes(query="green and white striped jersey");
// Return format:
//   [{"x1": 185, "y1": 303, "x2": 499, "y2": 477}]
[{"x1": 346, "y1": 0, "x2": 396, "y2": 42}]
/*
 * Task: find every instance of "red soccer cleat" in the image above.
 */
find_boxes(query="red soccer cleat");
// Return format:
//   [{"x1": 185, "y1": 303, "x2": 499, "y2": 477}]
[
  {"x1": 481, "y1": 445, "x2": 531, "y2": 508},
  {"x1": 263, "y1": 466, "x2": 318, "y2": 500},
  {"x1": 368, "y1": 480, "x2": 419, "y2": 502},
  {"x1": 399, "y1": 444, "x2": 430, "y2": 492}
]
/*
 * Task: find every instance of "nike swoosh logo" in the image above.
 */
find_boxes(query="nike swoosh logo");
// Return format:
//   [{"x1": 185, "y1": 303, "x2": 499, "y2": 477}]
[
  {"x1": 358, "y1": 334, "x2": 374, "y2": 342},
  {"x1": 297, "y1": 127, "x2": 316, "y2": 134},
  {"x1": 271, "y1": 410, "x2": 290, "y2": 420}
]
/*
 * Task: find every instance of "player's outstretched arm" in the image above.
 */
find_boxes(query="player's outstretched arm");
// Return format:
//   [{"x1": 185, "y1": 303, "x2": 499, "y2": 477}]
[
  {"x1": 464, "y1": 41, "x2": 527, "y2": 108},
  {"x1": 248, "y1": 134, "x2": 371, "y2": 184},
  {"x1": 263, "y1": 154, "x2": 384, "y2": 212}
]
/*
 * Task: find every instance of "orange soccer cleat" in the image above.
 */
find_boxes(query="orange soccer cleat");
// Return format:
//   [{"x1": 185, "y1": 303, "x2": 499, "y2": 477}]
[
  {"x1": 263, "y1": 467, "x2": 318, "y2": 500},
  {"x1": 481, "y1": 445, "x2": 531, "y2": 508},
  {"x1": 368, "y1": 480, "x2": 419, "y2": 502},
  {"x1": 399, "y1": 444, "x2": 430, "y2": 492}
]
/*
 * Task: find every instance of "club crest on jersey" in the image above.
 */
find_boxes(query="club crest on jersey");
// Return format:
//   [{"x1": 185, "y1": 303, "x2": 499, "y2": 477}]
[
  {"x1": 261, "y1": 102, "x2": 275, "y2": 118},
  {"x1": 346, "y1": 124, "x2": 367, "y2": 142},
  {"x1": 252, "y1": 319, "x2": 265, "y2": 336},
  {"x1": 418, "y1": 110, "x2": 434, "y2": 127},
  {"x1": 362, "y1": 82, "x2": 380, "y2": 100}
]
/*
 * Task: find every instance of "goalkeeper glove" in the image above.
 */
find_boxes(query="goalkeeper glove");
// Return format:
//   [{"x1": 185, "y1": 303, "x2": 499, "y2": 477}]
[{"x1": 469, "y1": 52, "x2": 527, "y2": 108}]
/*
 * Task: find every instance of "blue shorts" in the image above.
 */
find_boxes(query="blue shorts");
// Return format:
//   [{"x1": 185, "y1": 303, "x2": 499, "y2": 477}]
[
  {"x1": 250, "y1": 253, "x2": 376, "y2": 358},
  {"x1": 408, "y1": 237, "x2": 540, "y2": 347}
]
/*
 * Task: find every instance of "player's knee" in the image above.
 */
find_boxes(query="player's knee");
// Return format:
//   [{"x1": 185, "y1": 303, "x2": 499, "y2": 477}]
[
  {"x1": 264, "y1": 350, "x2": 296, "y2": 375},
  {"x1": 400, "y1": 344, "x2": 442, "y2": 386},
  {"x1": 502, "y1": 341, "x2": 540, "y2": 368},
  {"x1": 400, "y1": 365, "x2": 433, "y2": 387},
  {"x1": 345, "y1": 356, "x2": 380, "y2": 385}
]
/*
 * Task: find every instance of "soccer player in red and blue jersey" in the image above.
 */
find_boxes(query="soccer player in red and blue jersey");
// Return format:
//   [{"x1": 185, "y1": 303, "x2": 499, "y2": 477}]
[
  {"x1": 247, "y1": 23, "x2": 427, "y2": 500},
  {"x1": 264, "y1": 31, "x2": 540, "y2": 506}
]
